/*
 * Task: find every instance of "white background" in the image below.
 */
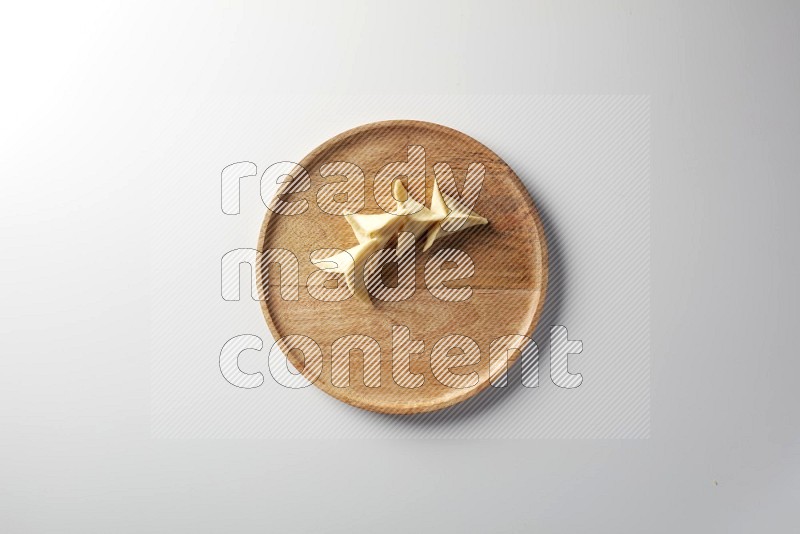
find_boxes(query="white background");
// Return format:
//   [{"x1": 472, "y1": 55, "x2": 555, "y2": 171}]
[{"x1": 1, "y1": 1, "x2": 799, "y2": 532}]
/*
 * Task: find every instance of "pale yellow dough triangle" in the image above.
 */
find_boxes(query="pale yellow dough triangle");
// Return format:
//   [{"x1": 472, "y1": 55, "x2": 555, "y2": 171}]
[
  {"x1": 345, "y1": 212, "x2": 403, "y2": 245},
  {"x1": 418, "y1": 178, "x2": 488, "y2": 251},
  {"x1": 314, "y1": 177, "x2": 488, "y2": 303}
]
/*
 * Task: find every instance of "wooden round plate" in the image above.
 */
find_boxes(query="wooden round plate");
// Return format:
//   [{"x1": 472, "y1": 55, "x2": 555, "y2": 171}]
[{"x1": 257, "y1": 120, "x2": 547, "y2": 414}]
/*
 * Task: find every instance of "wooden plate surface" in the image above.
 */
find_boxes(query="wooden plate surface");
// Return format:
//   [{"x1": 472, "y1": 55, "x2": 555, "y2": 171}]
[{"x1": 257, "y1": 120, "x2": 547, "y2": 414}]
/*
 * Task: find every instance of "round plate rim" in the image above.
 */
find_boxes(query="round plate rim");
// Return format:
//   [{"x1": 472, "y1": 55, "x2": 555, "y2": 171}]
[{"x1": 256, "y1": 119, "x2": 549, "y2": 414}]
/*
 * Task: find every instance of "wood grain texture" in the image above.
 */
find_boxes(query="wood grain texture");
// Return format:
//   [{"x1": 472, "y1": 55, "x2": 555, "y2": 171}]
[{"x1": 257, "y1": 120, "x2": 547, "y2": 414}]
